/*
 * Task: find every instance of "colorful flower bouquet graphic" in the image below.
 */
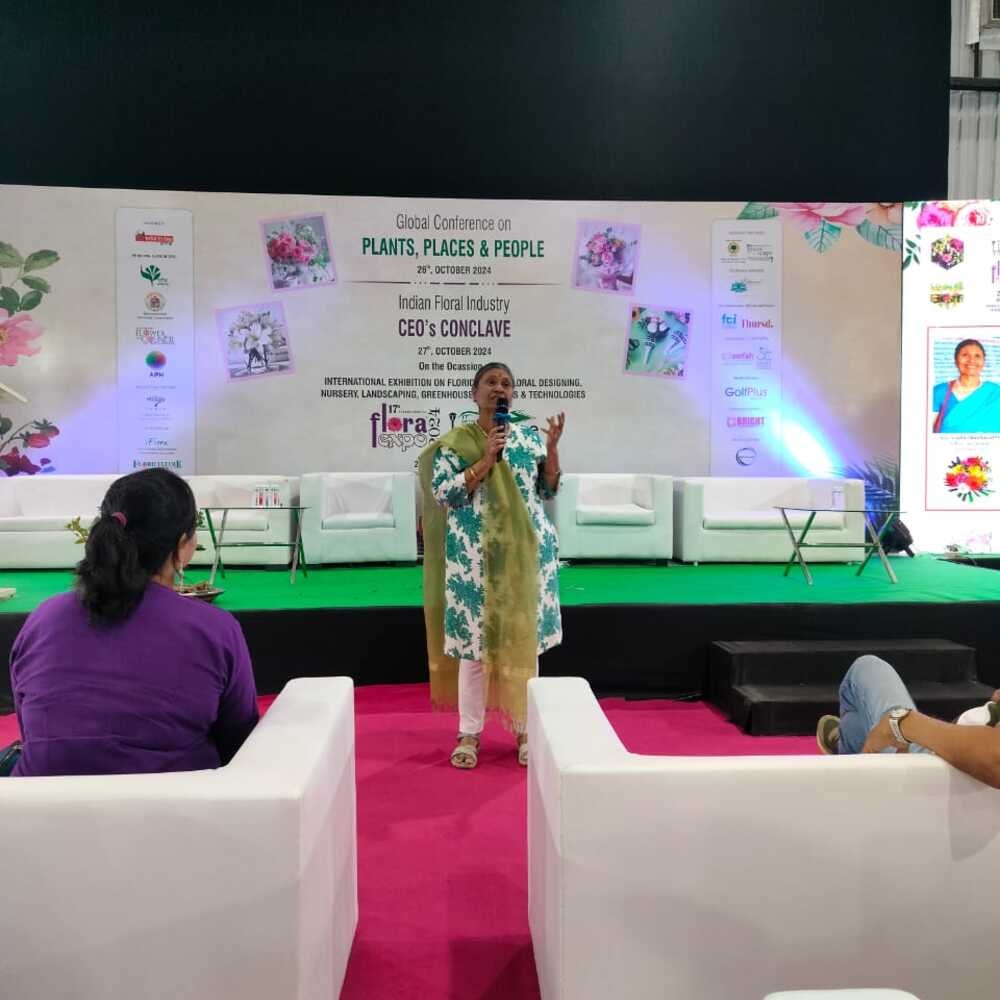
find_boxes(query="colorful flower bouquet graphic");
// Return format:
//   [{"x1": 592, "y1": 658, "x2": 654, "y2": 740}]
[
  {"x1": 216, "y1": 302, "x2": 294, "y2": 381},
  {"x1": 624, "y1": 305, "x2": 691, "y2": 378},
  {"x1": 0, "y1": 238, "x2": 61, "y2": 474},
  {"x1": 945, "y1": 456, "x2": 993, "y2": 502},
  {"x1": 930, "y1": 235, "x2": 964, "y2": 270},
  {"x1": 572, "y1": 221, "x2": 639, "y2": 294},
  {"x1": 261, "y1": 215, "x2": 336, "y2": 291}
]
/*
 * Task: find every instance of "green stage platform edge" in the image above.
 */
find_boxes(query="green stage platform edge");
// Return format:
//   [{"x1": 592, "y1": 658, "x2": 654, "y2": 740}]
[{"x1": 1, "y1": 555, "x2": 999, "y2": 614}]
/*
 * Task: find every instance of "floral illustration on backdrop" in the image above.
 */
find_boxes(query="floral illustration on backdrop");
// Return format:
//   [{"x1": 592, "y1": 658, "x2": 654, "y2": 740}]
[
  {"x1": 215, "y1": 301, "x2": 294, "y2": 381},
  {"x1": 0, "y1": 239, "x2": 61, "y2": 475},
  {"x1": 624, "y1": 305, "x2": 691, "y2": 378},
  {"x1": 261, "y1": 215, "x2": 336, "y2": 291},
  {"x1": 572, "y1": 220, "x2": 640, "y2": 294},
  {"x1": 737, "y1": 202, "x2": 904, "y2": 257},
  {"x1": 902, "y1": 200, "x2": 995, "y2": 270},
  {"x1": 945, "y1": 455, "x2": 993, "y2": 503}
]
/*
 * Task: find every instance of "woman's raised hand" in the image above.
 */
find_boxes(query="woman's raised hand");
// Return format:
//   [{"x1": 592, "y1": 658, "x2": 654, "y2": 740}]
[{"x1": 545, "y1": 412, "x2": 566, "y2": 455}]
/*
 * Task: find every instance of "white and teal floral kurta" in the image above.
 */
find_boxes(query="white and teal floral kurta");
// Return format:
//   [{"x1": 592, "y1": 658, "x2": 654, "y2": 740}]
[{"x1": 432, "y1": 423, "x2": 562, "y2": 661}]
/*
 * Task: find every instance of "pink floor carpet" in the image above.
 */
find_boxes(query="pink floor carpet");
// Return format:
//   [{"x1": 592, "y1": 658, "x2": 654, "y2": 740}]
[{"x1": 0, "y1": 684, "x2": 815, "y2": 999}]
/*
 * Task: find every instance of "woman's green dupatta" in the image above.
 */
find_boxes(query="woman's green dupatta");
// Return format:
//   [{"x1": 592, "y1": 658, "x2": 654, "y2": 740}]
[{"x1": 418, "y1": 423, "x2": 539, "y2": 730}]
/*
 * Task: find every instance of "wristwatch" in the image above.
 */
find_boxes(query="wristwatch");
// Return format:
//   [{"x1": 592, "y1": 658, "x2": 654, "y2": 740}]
[{"x1": 888, "y1": 707, "x2": 912, "y2": 745}]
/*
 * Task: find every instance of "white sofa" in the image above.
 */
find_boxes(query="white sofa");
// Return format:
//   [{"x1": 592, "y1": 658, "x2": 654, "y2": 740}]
[
  {"x1": 528, "y1": 677, "x2": 999, "y2": 1000},
  {"x1": 0, "y1": 473, "x2": 300, "y2": 569},
  {"x1": 0, "y1": 473, "x2": 118, "y2": 568},
  {"x1": 300, "y1": 472, "x2": 417, "y2": 564},
  {"x1": 0, "y1": 677, "x2": 358, "y2": 1000},
  {"x1": 672, "y1": 476, "x2": 865, "y2": 563},
  {"x1": 553, "y1": 474, "x2": 673, "y2": 560},
  {"x1": 187, "y1": 474, "x2": 299, "y2": 567}
]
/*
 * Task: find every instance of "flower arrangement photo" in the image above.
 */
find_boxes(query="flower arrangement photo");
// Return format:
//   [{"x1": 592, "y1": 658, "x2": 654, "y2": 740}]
[
  {"x1": 260, "y1": 214, "x2": 336, "y2": 291},
  {"x1": 0, "y1": 238, "x2": 61, "y2": 475},
  {"x1": 216, "y1": 301, "x2": 294, "y2": 381},
  {"x1": 572, "y1": 220, "x2": 640, "y2": 294},
  {"x1": 623, "y1": 305, "x2": 691, "y2": 379},
  {"x1": 945, "y1": 455, "x2": 993, "y2": 502}
]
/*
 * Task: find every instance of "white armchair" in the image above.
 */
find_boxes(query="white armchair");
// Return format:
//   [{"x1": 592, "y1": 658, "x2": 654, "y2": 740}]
[
  {"x1": 300, "y1": 472, "x2": 417, "y2": 564},
  {"x1": 528, "y1": 677, "x2": 997, "y2": 1000},
  {"x1": 0, "y1": 677, "x2": 358, "y2": 1000},
  {"x1": 672, "y1": 476, "x2": 865, "y2": 563},
  {"x1": 553, "y1": 474, "x2": 672, "y2": 560}
]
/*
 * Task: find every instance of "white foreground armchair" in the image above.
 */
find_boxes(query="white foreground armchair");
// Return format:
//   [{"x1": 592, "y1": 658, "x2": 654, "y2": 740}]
[
  {"x1": 528, "y1": 677, "x2": 998, "y2": 1000},
  {"x1": 672, "y1": 476, "x2": 865, "y2": 563},
  {"x1": 300, "y1": 472, "x2": 417, "y2": 564},
  {"x1": 553, "y1": 474, "x2": 672, "y2": 559},
  {"x1": 0, "y1": 677, "x2": 358, "y2": 1000}
]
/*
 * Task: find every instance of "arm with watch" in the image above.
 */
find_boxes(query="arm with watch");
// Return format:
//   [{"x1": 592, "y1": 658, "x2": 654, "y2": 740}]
[{"x1": 862, "y1": 705, "x2": 1000, "y2": 788}]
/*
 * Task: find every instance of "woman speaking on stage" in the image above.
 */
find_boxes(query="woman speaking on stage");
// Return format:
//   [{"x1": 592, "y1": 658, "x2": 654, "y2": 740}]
[
  {"x1": 932, "y1": 338, "x2": 1000, "y2": 433},
  {"x1": 419, "y1": 362, "x2": 565, "y2": 769}
]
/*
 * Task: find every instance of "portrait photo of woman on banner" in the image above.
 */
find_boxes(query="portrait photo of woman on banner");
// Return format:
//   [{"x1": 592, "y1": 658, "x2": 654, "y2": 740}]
[{"x1": 930, "y1": 335, "x2": 1000, "y2": 434}]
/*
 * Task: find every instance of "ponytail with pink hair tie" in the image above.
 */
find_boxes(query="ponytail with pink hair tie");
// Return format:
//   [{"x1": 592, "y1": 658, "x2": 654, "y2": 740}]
[{"x1": 111, "y1": 511, "x2": 127, "y2": 528}]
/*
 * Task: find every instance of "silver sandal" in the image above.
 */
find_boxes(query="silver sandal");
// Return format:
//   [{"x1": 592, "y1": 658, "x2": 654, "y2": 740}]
[{"x1": 450, "y1": 734, "x2": 480, "y2": 769}]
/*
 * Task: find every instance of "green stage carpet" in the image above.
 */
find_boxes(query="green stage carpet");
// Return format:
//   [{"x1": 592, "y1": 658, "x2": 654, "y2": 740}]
[{"x1": 1, "y1": 555, "x2": 999, "y2": 614}]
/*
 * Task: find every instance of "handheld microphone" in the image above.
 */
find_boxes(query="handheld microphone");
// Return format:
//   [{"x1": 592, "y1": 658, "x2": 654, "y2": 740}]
[{"x1": 494, "y1": 397, "x2": 510, "y2": 461}]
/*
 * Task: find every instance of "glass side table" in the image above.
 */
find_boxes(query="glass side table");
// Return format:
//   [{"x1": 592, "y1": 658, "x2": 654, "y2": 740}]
[
  {"x1": 202, "y1": 505, "x2": 309, "y2": 585},
  {"x1": 775, "y1": 506, "x2": 903, "y2": 586}
]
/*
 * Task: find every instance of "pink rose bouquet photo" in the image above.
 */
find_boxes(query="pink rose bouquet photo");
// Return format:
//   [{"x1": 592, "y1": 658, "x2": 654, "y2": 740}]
[
  {"x1": 261, "y1": 214, "x2": 336, "y2": 291},
  {"x1": 572, "y1": 220, "x2": 640, "y2": 294}
]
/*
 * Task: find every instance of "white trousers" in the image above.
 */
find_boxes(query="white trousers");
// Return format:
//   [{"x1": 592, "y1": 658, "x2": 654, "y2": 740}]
[{"x1": 458, "y1": 657, "x2": 538, "y2": 735}]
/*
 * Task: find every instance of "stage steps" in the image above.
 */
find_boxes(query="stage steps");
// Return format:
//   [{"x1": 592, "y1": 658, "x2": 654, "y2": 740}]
[{"x1": 710, "y1": 638, "x2": 995, "y2": 736}]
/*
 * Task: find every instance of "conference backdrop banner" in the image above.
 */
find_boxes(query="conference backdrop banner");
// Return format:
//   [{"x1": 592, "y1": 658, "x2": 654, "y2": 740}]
[
  {"x1": 710, "y1": 219, "x2": 782, "y2": 475},
  {"x1": 0, "y1": 187, "x2": 901, "y2": 486},
  {"x1": 115, "y1": 207, "x2": 195, "y2": 473},
  {"x1": 901, "y1": 200, "x2": 1000, "y2": 553}
]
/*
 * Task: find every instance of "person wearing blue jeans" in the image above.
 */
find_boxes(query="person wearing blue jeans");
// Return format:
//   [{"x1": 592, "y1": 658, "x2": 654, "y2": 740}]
[{"x1": 818, "y1": 654, "x2": 1000, "y2": 788}]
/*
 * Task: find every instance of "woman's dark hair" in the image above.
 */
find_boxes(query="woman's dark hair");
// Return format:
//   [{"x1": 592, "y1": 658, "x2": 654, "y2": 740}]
[
  {"x1": 471, "y1": 362, "x2": 515, "y2": 390},
  {"x1": 955, "y1": 338, "x2": 986, "y2": 362},
  {"x1": 75, "y1": 468, "x2": 198, "y2": 623}
]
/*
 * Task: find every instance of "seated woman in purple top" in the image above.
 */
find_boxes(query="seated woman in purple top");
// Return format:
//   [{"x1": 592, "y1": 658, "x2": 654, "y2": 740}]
[{"x1": 3, "y1": 468, "x2": 259, "y2": 777}]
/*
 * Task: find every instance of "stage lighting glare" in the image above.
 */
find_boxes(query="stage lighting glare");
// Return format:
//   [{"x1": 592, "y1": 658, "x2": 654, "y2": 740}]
[{"x1": 782, "y1": 418, "x2": 836, "y2": 477}]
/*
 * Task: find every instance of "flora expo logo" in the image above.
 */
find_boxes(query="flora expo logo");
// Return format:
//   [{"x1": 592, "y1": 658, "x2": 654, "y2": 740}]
[{"x1": 370, "y1": 403, "x2": 441, "y2": 451}]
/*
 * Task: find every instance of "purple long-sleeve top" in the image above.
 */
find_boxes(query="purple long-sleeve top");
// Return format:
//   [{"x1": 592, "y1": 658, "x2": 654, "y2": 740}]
[{"x1": 9, "y1": 583, "x2": 259, "y2": 777}]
